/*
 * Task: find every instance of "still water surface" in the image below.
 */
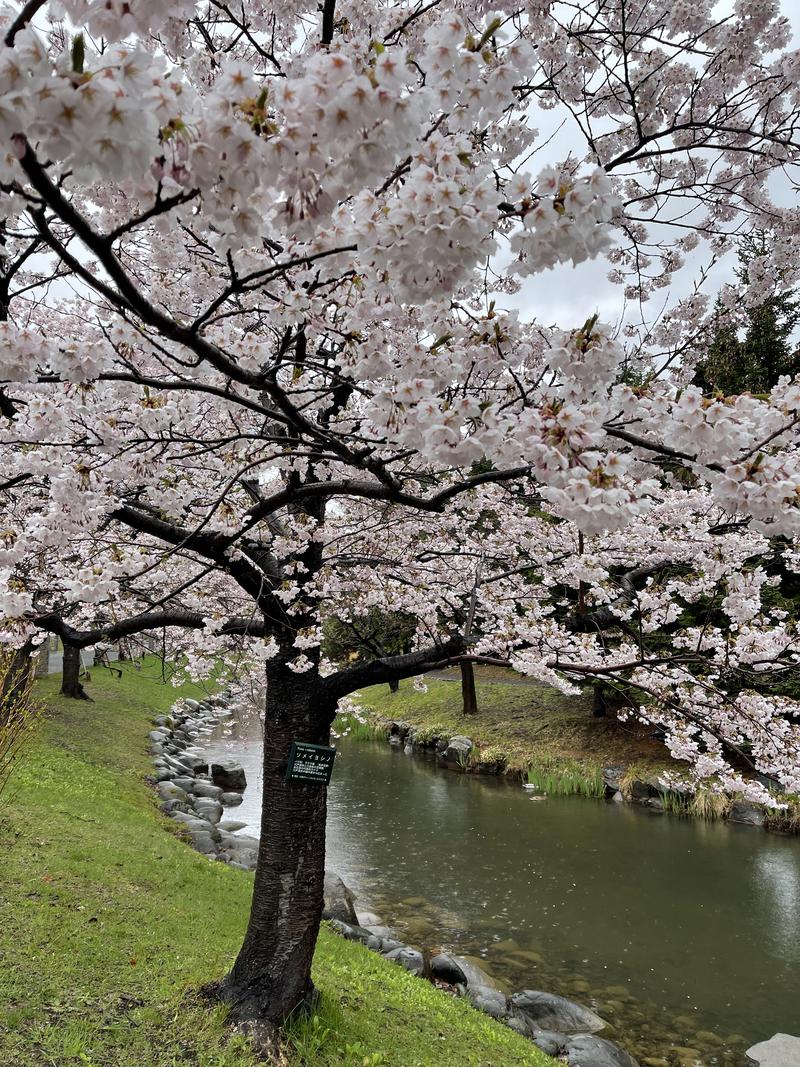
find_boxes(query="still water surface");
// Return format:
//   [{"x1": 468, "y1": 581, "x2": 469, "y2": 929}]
[{"x1": 198, "y1": 708, "x2": 800, "y2": 1064}]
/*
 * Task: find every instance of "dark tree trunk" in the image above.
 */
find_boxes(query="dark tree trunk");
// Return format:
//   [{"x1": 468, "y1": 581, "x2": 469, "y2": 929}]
[
  {"x1": 592, "y1": 683, "x2": 607, "y2": 718},
  {"x1": 218, "y1": 662, "x2": 333, "y2": 1033},
  {"x1": 461, "y1": 659, "x2": 478, "y2": 716},
  {"x1": 388, "y1": 677, "x2": 399, "y2": 694},
  {"x1": 0, "y1": 639, "x2": 35, "y2": 725},
  {"x1": 60, "y1": 642, "x2": 90, "y2": 700}
]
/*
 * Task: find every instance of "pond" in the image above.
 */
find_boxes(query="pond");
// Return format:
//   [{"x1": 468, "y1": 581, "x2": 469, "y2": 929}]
[{"x1": 196, "y1": 706, "x2": 800, "y2": 1066}]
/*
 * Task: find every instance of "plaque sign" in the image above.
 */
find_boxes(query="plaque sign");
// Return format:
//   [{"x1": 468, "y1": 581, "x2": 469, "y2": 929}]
[{"x1": 284, "y1": 741, "x2": 336, "y2": 785}]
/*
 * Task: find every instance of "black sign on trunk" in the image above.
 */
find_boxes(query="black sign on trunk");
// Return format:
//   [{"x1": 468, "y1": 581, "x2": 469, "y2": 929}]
[{"x1": 284, "y1": 741, "x2": 336, "y2": 785}]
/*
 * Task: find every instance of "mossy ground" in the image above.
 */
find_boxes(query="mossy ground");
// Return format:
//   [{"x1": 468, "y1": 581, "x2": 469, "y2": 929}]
[
  {"x1": 0, "y1": 660, "x2": 553, "y2": 1067},
  {"x1": 351, "y1": 666, "x2": 679, "y2": 788}
]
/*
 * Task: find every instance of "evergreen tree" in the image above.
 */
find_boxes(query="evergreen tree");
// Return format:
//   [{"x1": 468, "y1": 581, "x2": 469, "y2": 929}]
[{"x1": 694, "y1": 235, "x2": 800, "y2": 394}]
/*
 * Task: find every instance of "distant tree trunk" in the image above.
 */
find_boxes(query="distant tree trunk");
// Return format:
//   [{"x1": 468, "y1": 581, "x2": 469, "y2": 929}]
[
  {"x1": 218, "y1": 659, "x2": 333, "y2": 1033},
  {"x1": 461, "y1": 659, "x2": 478, "y2": 716},
  {"x1": 592, "y1": 683, "x2": 607, "y2": 718},
  {"x1": 388, "y1": 677, "x2": 399, "y2": 694},
  {"x1": 61, "y1": 643, "x2": 90, "y2": 700},
  {"x1": 0, "y1": 639, "x2": 35, "y2": 725}
]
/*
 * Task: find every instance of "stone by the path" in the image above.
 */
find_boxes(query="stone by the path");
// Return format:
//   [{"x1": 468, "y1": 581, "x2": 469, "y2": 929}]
[
  {"x1": 746, "y1": 1033, "x2": 800, "y2": 1066},
  {"x1": 510, "y1": 990, "x2": 606, "y2": 1035},
  {"x1": 219, "y1": 791, "x2": 243, "y2": 807},
  {"x1": 210, "y1": 761, "x2": 247, "y2": 792},
  {"x1": 564, "y1": 1034, "x2": 640, "y2": 1067},
  {"x1": 323, "y1": 870, "x2": 358, "y2": 924}
]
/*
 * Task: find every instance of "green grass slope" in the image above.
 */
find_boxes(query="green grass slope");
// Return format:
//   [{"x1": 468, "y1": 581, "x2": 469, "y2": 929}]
[
  {"x1": 352, "y1": 668, "x2": 675, "y2": 786},
  {"x1": 0, "y1": 661, "x2": 553, "y2": 1067}
]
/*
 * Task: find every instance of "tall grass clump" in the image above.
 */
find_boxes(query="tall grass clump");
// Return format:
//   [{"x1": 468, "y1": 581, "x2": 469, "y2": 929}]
[
  {"x1": 525, "y1": 759, "x2": 604, "y2": 798},
  {"x1": 332, "y1": 711, "x2": 386, "y2": 742},
  {"x1": 0, "y1": 647, "x2": 41, "y2": 800},
  {"x1": 690, "y1": 787, "x2": 732, "y2": 821}
]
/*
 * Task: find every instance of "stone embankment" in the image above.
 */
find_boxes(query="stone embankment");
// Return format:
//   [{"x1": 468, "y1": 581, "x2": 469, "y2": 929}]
[
  {"x1": 373, "y1": 717, "x2": 788, "y2": 832},
  {"x1": 148, "y1": 693, "x2": 258, "y2": 869}
]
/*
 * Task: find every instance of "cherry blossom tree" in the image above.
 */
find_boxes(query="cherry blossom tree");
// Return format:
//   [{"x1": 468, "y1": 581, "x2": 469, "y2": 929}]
[{"x1": 0, "y1": 0, "x2": 799, "y2": 1037}]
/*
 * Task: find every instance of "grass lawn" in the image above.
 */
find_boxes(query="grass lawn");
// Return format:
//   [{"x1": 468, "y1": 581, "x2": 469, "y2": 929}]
[
  {"x1": 351, "y1": 666, "x2": 678, "y2": 787},
  {"x1": 0, "y1": 660, "x2": 554, "y2": 1067}
]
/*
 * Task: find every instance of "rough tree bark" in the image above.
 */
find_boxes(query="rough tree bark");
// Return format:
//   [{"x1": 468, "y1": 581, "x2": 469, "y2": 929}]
[
  {"x1": 0, "y1": 638, "x2": 35, "y2": 725},
  {"x1": 461, "y1": 658, "x2": 478, "y2": 716},
  {"x1": 60, "y1": 642, "x2": 90, "y2": 700},
  {"x1": 218, "y1": 657, "x2": 334, "y2": 1032}
]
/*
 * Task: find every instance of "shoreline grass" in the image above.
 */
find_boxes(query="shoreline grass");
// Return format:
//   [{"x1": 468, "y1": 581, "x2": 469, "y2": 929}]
[{"x1": 0, "y1": 659, "x2": 554, "y2": 1067}]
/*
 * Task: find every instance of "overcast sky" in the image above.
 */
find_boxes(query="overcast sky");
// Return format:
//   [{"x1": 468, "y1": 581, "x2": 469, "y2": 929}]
[{"x1": 510, "y1": 0, "x2": 800, "y2": 332}]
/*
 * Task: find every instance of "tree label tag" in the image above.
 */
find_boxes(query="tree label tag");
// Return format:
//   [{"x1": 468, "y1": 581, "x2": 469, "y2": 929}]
[{"x1": 284, "y1": 741, "x2": 336, "y2": 785}]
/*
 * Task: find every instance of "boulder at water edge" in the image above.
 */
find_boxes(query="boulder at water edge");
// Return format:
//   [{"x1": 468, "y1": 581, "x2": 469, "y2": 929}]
[
  {"x1": 564, "y1": 1034, "x2": 640, "y2": 1067},
  {"x1": 322, "y1": 870, "x2": 358, "y2": 924},
  {"x1": 468, "y1": 986, "x2": 508, "y2": 1019},
  {"x1": 746, "y1": 1033, "x2": 800, "y2": 1066},
  {"x1": 430, "y1": 953, "x2": 467, "y2": 986},
  {"x1": 210, "y1": 761, "x2": 247, "y2": 791},
  {"x1": 510, "y1": 990, "x2": 607, "y2": 1035}
]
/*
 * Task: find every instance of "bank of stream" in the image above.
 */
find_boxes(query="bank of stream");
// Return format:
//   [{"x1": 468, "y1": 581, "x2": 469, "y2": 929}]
[{"x1": 195, "y1": 704, "x2": 800, "y2": 1067}]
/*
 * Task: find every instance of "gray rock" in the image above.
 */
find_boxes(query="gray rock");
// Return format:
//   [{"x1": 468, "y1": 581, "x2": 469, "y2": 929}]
[
  {"x1": 510, "y1": 991, "x2": 606, "y2": 1035},
  {"x1": 210, "y1": 761, "x2": 247, "y2": 792},
  {"x1": 171, "y1": 776, "x2": 196, "y2": 793},
  {"x1": 178, "y1": 753, "x2": 209, "y2": 771},
  {"x1": 159, "y1": 799, "x2": 190, "y2": 815},
  {"x1": 188, "y1": 830, "x2": 219, "y2": 855},
  {"x1": 430, "y1": 953, "x2": 467, "y2": 986},
  {"x1": 328, "y1": 919, "x2": 375, "y2": 945},
  {"x1": 383, "y1": 947, "x2": 425, "y2": 976},
  {"x1": 602, "y1": 766, "x2": 625, "y2": 793},
  {"x1": 169, "y1": 810, "x2": 218, "y2": 835},
  {"x1": 219, "y1": 792, "x2": 243, "y2": 807},
  {"x1": 564, "y1": 1035, "x2": 640, "y2": 1067},
  {"x1": 156, "y1": 781, "x2": 190, "y2": 804},
  {"x1": 191, "y1": 781, "x2": 225, "y2": 800},
  {"x1": 148, "y1": 729, "x2": 170, "y2": 742},
  {"x1": 149, "y1": 742, "x2": 164, "y2": 756},
  {"x1": 611, "y1": 791, "x2": 625, "y2": 804},
  {"x1": 468, "y1": 986, "x2": 508, "y2": 1019},
  {"x1": 323, "y1": 870, "x2": 358, "y2": 923},
  {"x1": 218, "y1": 819, "x2": 248, "y2": 832},
  {"x1": 530, "y1": 1030, "x2": 567, "y2": 1056},
  {"x1": 746, "y1": 1033, "x2": 800, "y2": 1066},
  {"x1": 378, "y1": 938, "x2": 405, "y2": 954},
  {"x1": 730, "y1": 801, "x2": 766, "y2": 827},
  {"x1": 184, "y1": 699, "x2": 200, "y2": 711},
  {"x1": 193, "y1": 798, "x2": 223, "y2": 824},
  {"x1": 222, "y1": 848, "x2": 257, "y2": 870},
  {"x1": 452, "y1": 956, "x2": 502, "y2": 992},
  {"x1": 443, "y1": 736, "x2": 473, "y2": 764},
  {"x1": 627, "y1": 778, "x2": 658, "y2": 801}
]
